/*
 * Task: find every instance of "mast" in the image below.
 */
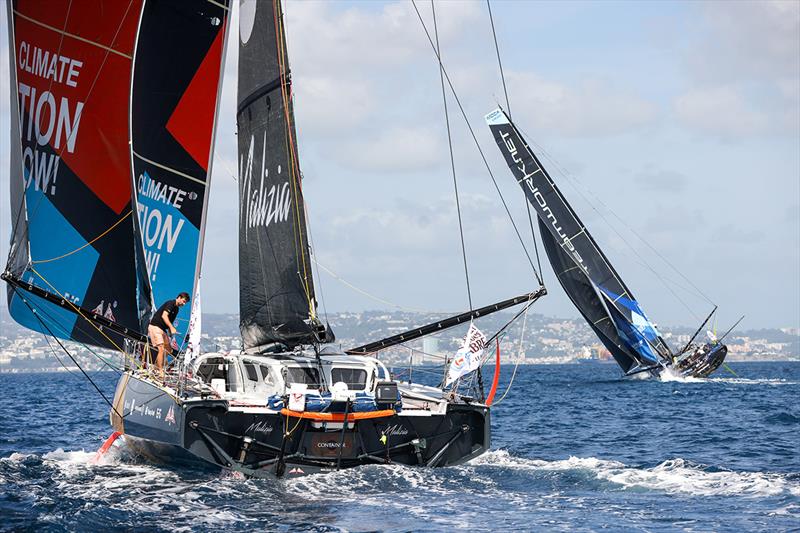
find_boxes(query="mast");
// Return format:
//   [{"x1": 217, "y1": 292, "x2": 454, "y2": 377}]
[{"x1": 237, "y1": 0, "x2": 323, "y2": 351}]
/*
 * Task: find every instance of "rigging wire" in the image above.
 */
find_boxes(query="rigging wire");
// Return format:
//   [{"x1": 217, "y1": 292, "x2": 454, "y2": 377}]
[
  {"x1": 409, "y1": 0, "x2": 542, "y2": 283},
  {"x1": 29, "y1": 266, "x2": 129, "y2": 354},
  {"x1": 490, "y1": 295, "x2": 532, "y2": 406},
  {"x1": 12, "y1": 287, "x2": 123, "y2": 418},
  {"x1": 274, "y1": 0, "x2": 315, "y2": 321},
  {"x1": 486, "y1": 0, "x2": 511, "y2": 117},
  {"x1": 26, "y1": 298, "x2": 124, "y2": 373},
  {"x1": 305, "y1": 202, "x2": 330, "y2": 324},
  {"x1": 41, "y1": 332, "x2": 82, "y2": 378},
  {"x1": 520, "y1": 128, "x2": 712, "y2": 321},
  {"x1": 6, "y1": 0, "x2": 75, "y2": 267},
  {"x1": 485, "y1": 0, "x2": 544, "y2": 286},
  {"x1": 313, "y1": 258, "x2": 430, "y2": 313},
  {"x1": 525, "y1": 202, "x2": 544, "y2": 285},
  {"x1": 431, "y1": 0, "x2": 472, "y2": 311}
]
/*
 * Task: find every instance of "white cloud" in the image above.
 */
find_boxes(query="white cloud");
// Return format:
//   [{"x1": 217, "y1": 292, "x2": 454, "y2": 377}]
[
  {"x1": 634, "y1": 167, "x2": 688, "y2": 193},
  {"x1": 507, "y1": 73, "x2": 659, "y2": 137},
  {"x1": 674, "y1": 86, "x2": 770, "y2": 138},
  {"x1": 673, "y1": 0, "x2": 800, "y2": 138},
  {"x1": 687, "y1": 0, "x2": 799, "y2": 85},
  {"x1": 331, "y1": 125, "x2": 444, "y2": 173}
]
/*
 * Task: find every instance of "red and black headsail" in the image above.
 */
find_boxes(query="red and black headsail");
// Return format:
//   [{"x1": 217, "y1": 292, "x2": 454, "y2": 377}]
[
  {"x1": 130, "y1": 0, "x2": 230, "y2": 332},
  {"x1": 5, "y1": 0, "x2": 148, "y2": 349}
]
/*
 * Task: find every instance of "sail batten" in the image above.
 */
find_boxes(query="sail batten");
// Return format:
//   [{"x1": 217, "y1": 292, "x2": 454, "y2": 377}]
[{"x1": 487, "y1": 108, "x2": 669, "y2": 370}]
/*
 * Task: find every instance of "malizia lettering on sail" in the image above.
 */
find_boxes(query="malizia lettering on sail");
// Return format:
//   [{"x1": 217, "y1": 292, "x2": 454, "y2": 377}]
[
  {"x1": 240, "y1": 130, "x2": 292, "y2": 238},
  {"x1": 16, "y1": 41, "x2": 85, "y2": 198},
  {"x1": 498, "y1": 128, "x2": 586, "y2": 271}
]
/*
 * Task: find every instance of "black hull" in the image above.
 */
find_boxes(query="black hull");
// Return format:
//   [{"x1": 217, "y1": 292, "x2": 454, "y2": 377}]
[
  {"x1": 111, "y1": 373, "x2": 490, "y2": 477},
  {"x1": 673, "y1": 343, "x2": 728, "y2": 378}
]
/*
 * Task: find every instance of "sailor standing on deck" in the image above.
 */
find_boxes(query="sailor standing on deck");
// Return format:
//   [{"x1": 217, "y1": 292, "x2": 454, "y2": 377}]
[{"x1": 148, "y1": 292, "x2": 190, "y2": 380}]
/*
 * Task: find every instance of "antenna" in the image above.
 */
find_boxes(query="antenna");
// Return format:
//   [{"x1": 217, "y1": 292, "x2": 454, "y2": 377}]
[{"x1": 715, "y1": 315, "x2": 745, "y2": 345}]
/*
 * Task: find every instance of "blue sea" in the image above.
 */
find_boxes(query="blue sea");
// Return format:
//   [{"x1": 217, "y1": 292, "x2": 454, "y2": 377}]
[{"x1": 1, "y1": 362, "x2": 798, "y2": 532}]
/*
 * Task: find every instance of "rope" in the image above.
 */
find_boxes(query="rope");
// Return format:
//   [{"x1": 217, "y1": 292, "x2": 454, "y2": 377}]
[
  {"x1": 485, "y1": 0, "x2": 544, "y2": 286},
  {"x1": 27, "y1": 297, "x2": 124, "y2": 373},
  {"x1": 31, "y1": 211, "x2": 132, "y2": 264},
  {"x1": 409, "y1": 0, "x2": 541, "y2": 283},
  {"x1": 273, "y1": 0, "x2": 315, "y2": 320},
  {"x1": 30, "y1": 266, "x2": 125, "y2": 354},
  {"x1": 521, "y1": 128, "x2": 710, "y2": 321},
  {"x1": 12, "y1": 286, "x2": 123, "y2": 419},
  {"x1": 491, "y1": 297, "x2": 532, "y2": 406},
  {"x1": 431, "y1": 0, "x2": 472, "y2": 311},
  {"x1": 525, "y1": 202, "x2": 544, "y2": 285},
  {"x1": 6, "y1": 0, "x2": 75, "y2": 266},
  {"x1": 313, "y1": 258, "x2": 429, "y2": 313},
  {"x1": 7, "y1": 1, "x2": 137, "y2": 270}
]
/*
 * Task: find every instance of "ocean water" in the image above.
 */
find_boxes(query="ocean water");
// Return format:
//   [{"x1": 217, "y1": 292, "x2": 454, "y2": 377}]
[{"x1": 0, "y1": 362, "x2": 798, "y2": 532}]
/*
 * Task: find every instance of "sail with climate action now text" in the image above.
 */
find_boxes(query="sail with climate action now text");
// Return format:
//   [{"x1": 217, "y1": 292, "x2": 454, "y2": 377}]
[
  {"x1": 5, "y1": 0, "x2": 150, "y2": 349},
  {"x1": 130, "y1": 0, "x2": 230, "y2": 333}
]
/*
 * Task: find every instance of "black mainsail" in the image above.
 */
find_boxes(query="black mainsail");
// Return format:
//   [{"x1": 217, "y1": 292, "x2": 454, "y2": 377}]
[
  {"x1": 486, "y1": 109, "x2": 670, "y2": 372},
  {"x1": 237, "y1": 0, "x2": 320, "y2": 350}
]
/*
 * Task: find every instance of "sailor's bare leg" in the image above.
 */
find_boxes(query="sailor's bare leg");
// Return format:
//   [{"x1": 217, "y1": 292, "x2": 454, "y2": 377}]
[{"x1": 156, "y1": 344, "x2": 165, "y2": 382}]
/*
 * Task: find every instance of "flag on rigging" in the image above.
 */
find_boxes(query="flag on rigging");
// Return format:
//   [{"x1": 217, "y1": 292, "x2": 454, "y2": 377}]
[
  {"x1": 183, "y1": 291, "x2": 202, "y2": 362},
  {"x1": 445, "y1": 323, "x2": 487, "y2": 386}
]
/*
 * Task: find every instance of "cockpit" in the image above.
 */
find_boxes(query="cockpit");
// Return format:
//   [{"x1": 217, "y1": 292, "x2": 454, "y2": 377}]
[{"x1": 190, "y1": 350, "x2": 390, "y2": 403}]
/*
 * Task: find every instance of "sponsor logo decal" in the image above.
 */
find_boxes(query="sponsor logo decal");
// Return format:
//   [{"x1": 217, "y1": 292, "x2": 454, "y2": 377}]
[
  {"x1": 165, "y1": 405, "x2": 176, "y2": 425},
  {"x1": 240, "y1": 131, "x2": 292, "y2": 238},
  {"x1": 383, "y1": 424, "x2": 409, "y2": 437},
  {"x1": 245, "y1": 421, "x2": 274, "y2": 435},
  {"x1": 16, "y1": 41, "x2": 85, "y2": 198},
  {"x1": 499, "y1": 129, "x2": 586, "y2": 269},
  {"x1": 136, "y1": 171, "x2": 189, "y2": 283}
]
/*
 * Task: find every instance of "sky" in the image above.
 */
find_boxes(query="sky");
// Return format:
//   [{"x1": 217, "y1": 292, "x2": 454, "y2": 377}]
[{"x1": 1, "y1": 0, "x2": 799, "y2": 331}]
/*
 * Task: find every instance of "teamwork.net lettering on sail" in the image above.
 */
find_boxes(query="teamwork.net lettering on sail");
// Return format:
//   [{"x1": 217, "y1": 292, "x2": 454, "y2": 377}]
[{"x1": 446, "y1": 323, "x2": 487, "y2": 386}]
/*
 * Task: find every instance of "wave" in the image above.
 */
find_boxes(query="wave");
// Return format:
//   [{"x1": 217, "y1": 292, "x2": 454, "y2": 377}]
[
  {"x1": 469, "y1": 450, "x2": 800, "y2": 498},
  {"x1": 2, "y1": 447, "x2": 260, "y2": 531},
  {"x1": 659, "y1": 368, "x2": 798, "y2": 385}
]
